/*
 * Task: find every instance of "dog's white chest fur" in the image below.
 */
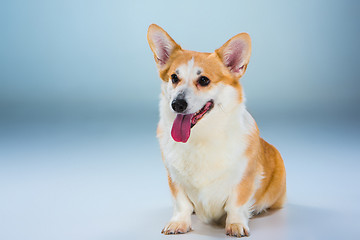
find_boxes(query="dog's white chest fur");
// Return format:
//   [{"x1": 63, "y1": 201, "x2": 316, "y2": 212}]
[
  {"x1": 167, "y1": 140, "x2": 248, "y2": 222},
  {"x1": 158, "y1": 85, "x2": 255, "y2": 222}
]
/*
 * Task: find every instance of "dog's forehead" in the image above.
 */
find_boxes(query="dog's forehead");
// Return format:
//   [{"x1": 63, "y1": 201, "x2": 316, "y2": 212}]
[
  {"x1": 168, "y1": 50, "x2": 232, "y2": 85},
  {"x1": 175, "y1": 57, "x2": 202, "y2": 82},
  {"x1": 169, "y1": 51, "x2": 209, "y2": 79}
]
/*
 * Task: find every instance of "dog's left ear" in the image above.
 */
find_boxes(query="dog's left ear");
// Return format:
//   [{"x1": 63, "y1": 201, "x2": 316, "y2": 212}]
[
  {"x1": 215, "y1": 33, "x2": 251, "y2": 79},
  {"x1": 147, "y1": 24, "x2": 181, "y2": 69}
]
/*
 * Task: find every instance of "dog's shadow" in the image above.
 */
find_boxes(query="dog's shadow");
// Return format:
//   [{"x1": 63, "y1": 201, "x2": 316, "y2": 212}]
[
  {"x1": 187, "y1": 208, "x2": 281, "y2": 238},
  {"x1": 148, "y1": 207, "x2": 282, "y2": 239},
  {"x1": 150, "y1": 203, "x2": 349, "y2": 239}
]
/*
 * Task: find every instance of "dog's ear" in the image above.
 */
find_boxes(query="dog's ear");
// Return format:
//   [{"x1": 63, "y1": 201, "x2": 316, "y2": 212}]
[
  {"x1": 147, "y1": 24, "x2": 181, "y2": 69},
  {"x1": 215, "y1": 33, "x2": 251, "y2": 79}
]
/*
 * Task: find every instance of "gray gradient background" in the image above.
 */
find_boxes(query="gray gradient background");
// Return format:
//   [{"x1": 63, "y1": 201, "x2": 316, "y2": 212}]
[{"x1": 0, "y1": 0, "x2": 359, "y2": 240}]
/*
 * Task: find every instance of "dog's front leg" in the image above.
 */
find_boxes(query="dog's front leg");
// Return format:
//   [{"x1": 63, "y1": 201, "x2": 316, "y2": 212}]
[
  {"x1": 161, "y1": 175, "x2": 193, "y2": 235},
  {"x1": 225, "y1": 175, "x2": 256, "y2": 238},
  {"x1": 225, "y1": 189, "x2": 253, "y2": 238}
]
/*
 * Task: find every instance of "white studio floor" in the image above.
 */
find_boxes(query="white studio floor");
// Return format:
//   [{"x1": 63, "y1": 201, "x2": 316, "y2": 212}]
[{"x1": 0, "y1": 117, "x2": 359, "y2": 240}]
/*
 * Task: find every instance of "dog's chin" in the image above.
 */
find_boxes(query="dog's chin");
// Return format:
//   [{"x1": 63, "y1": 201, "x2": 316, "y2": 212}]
[{"x1": 190, "y1": 100, "x2": 214, "y2": 128}]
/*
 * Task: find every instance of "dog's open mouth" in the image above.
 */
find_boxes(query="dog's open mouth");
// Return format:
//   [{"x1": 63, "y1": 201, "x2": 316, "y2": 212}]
[
  {"x1": 171, "y1": 100, "x2": 214, "y2": 143},
  {"x1": 191, "y1": 100, "x2": 214, "y2": 128}
]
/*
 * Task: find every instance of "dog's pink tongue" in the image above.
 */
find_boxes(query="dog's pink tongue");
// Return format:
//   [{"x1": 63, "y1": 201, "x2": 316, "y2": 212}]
[{"x1": 171, "y1": 114, "x2": 193, "y2": 143}]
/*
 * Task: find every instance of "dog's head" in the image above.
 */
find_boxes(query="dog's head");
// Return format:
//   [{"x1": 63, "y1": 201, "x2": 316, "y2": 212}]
[{"x1": 147, "y1": 24, "x2": 251, "y2": 143}]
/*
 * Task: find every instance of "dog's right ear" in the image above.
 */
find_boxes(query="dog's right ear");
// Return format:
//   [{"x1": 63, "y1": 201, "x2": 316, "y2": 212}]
[{"x1": 147, "y1": 24, "x2": 181, "y2": 69}]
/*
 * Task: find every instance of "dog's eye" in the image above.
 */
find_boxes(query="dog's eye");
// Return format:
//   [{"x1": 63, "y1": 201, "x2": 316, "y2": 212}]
[
  {"x1": 171, "y1": 74, "x2": 179, "y2": 84},
  {"x1": 198, "y1": 76, "x2": 210, "y2": 87}
]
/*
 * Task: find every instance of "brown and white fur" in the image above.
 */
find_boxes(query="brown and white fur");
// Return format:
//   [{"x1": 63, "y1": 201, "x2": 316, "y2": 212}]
[{"x1": 147, "y1": 24, "x2": 286, "y2": 238}]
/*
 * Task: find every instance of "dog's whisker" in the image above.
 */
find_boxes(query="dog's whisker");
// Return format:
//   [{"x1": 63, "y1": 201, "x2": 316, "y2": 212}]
[{"x1": 218, "y1": 103, "x2": 226, "y2": 113}]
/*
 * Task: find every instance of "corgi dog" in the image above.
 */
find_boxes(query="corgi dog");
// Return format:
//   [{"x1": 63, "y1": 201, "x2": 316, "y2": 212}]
[{"x1": 147, "y1": 24, "x2": 286, "y2": 238}]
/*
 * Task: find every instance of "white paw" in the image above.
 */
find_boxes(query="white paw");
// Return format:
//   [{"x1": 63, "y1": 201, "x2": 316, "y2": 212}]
[
  {"x1": 161, "y1": 221, "x2": 191, "y2": 235},
  {"x1": 225, "y1": 223, "x2": 250, "y2": 238}
]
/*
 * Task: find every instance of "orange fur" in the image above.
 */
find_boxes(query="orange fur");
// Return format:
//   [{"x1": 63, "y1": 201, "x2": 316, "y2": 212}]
[
  {"x1": 242, "y1": 126, "x2": 286, "y2": 211},
  {"x1": 167, "y1": 173, "x2": 178, "y2": 197}
]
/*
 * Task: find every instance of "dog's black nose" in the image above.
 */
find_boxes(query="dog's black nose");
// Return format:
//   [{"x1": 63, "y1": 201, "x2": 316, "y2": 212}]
[{"x1": 171, "y1": 99, "x2": 188, "y2": 113}]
